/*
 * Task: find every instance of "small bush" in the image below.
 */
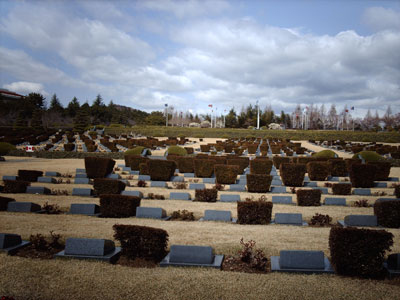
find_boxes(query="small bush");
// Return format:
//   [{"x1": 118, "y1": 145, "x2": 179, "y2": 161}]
[
  {"x1": 170, "y1": 210, "x2": 195, "y2": 221},
  {"x1": 137, "y1": 180, "x2": 147, "y2": 187},
  {"x1": 352, "y1": 151, "x2": 384, "y2": 162},
  {"x1": 17, "y1": 170, "x2": 43, "y2": 182},
  {"x1": 238, "y1": 238, "x2": 268, "y2": 271},
  {"x1": 373, "y1": 200, "x2": 400, "y2": 228},
  {"x1": 0, "y1": 142, "x2": 16, "y2": 155},
  {"x1": 172, "y1": 182, "x2": 187, "y2": 189},
  {"x1": 195, "y1": 188, "x2": 218, "y2": 202},
  {"x1": 93, "y1": 178, "x2": 126, "y2": 195},
  {"x1": 148, "y1": 159, "x2": 176, "y2": 181},
  {"x1": 349, "y1": 164, "x2": 376, "y2": 188},
  {"x1": 167, "y1": 145, "x2": 187, "y2": 156},
  {"x1": 29, "y1": 231, "x2": 63, "y2": 252},
  {"x1": 312, "y1": 150, "x2": 337, "y2": 159},
  {"x1": 177, "y1": 157, "x2": 194, "y2": 173},
  {"x1": 328, "y1": 159, "x2": 347, "y2": 177},
  {"x1": 250, "y1": 159, "x2": 273, "y2": 175},
  {"x1": 125, "y1": 146, "x2": 151, "y2": 156},
  {"x1": 100, "y1": 194, "x2": 141, "y2": 218},
  {"x1": 329, "y1": 226, "x2": 393, "y2": 278},
  {"x1": 125, "y1": 156, "x2": 149, "y2": 171},
  {"x1": 367, "y1": 162, "x2": 391, "y2": 181},
  {"x1": 332, "y1": 183, "x2": 352, "y2": 195},
  {"x1": 113, "y1": 224, "x2": 168, "y2": 262},
  {"x1": 84, "y1": 157, "x2": 115, "y2": 179},
  {"x1": 213, "y1": 183, "x2": 225, "y2": 191},
  {"x1": 194, "y1": 159, "x2": 215, "y2": 178},
  {"x1": 237, "y1": 199, "x2": 273, "y2": 225},
  {"x1": 246, "y1": 174, "x2": 272, "y2": 193},
  {"x1": 215, "y1": 164, "x2": 239, "y2": 184},
  {"x1": 3, "y1": 180, "x2": 30, "y2": 193},
  {"x1": 280, "y1": 163, "x2": 306, "y2": 187},
  {"x1": 306, "y1": 161, "x2": 329, "y2": 181},
  {"x1": 310, "y1": 213, "x2": 332, "y2": 226},
  {"x1": 41, "y1": 202, "x2": 61, "y2": 214},
  {"x1": 0, "y1": 196, "x2": 15, "y2": 211},
  {"x1": 147, "y1": 193, "x2": 165, "y2": 200},
  {"x1": 353, "y1": 199, "x2": 371, "y2": 207},
  {"x1": 296, "y1": 189, "x2": 321, "y2": 206}
]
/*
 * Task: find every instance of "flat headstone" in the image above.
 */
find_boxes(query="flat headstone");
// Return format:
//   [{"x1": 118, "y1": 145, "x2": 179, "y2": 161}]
[
  {"x1": 106, "y1": 173, "x2": 121, "y2": 179},
  {"x1": 171, "y1": 176, "x2": 184, "y2": 182},
  {"x1": 74, "y1": 178, "x2": 90, "y2": 184},
  {"x1": 304, "y1": 182, "x2": 317, "y2": 187},
  {"x1": 136, "y1": 207, "x2": 169, "y2": 220},
  {"x1": 0, "y1": 233, "x2": 30, "y2": 255},
  {"x1": 274, "y1": 213, "x2": 305, "y2": 225},
  {"x1": 183, "y1": 173, "x2": 195, "y2": 178},
  {"x1": 138, "y1": 175, "x2": 151, "y2": 181},
  {"x1": 75, "y1": 173, "x2": 88, "y2": 179},
  {"x1": 160, "y1": 245, "x2": 224, "y2": 269},
  {"x1": 270, "y1": 186, "x2": 286, "y2": 193},
  {"x1": 272, "y1": 175, "x2": 281, "y2": 180},
  {"x1": 227, "y1": 184, "x2": 245, "y2": 192},
  {"x1": 45, "y1": 171, "x2": 60, "y2": 177},
  {"x1": 353, "y1": 188, "x2": 371, "y2": 196},
  {"x1": 327, "y1": 176, "x2": 340, "y2": 182},
  {"x1": 121, "y1": 190, "x2": 143, "y2": 198},
  {"x1": 7, "y1": 202, "x2": 41, "y2": 213},
  {"x1": 129, "y1": 170, "x2": 140, "y2": 175},
  {"x1": 373, "y1": 182, "x2": 387, "y2": 188},
  {"x1": 388, "y1": 177, "x2": 399, "y2": 182},
  {"x1": 69, "y1": 204, "x2": 100, "y2": 216},
  {"x1": 280, "y1": 250, "x2": 325, "y2": 269},
  {"x1": 55, "y1": 238, "x2": 120, "y2": 263},
  {"x1": 189, "y1": 183, "x2": 205, "y2": 190},
  {"x1": 76, "y1": 168, "x2": 86, "y2": 173},
  {"x1": 387, "y1": 253, "x2": 400, "y2": 270},
  {"x1": 151, "y1": 181, "x2": 167, "y2": 188},
  {"x1": 304, "y1": 176, "x2": 310, "y2": 182},
  {"x1": 202, "y1": 178, "x2": 216, "y2": 184},
  {"x1": 272, "y1": 196, "x2": 293, "y2": 205},
  {"x1": 375, "y1": 198, "x2": 400, "y2": 203},
  {"x1": 2, "y1": 175, "x2": 17, "y2": 181},
  {"x1": 324, "y1": 197, "x2": 346, "y2": 206},
  {"x1": 170, "y1": 192, "x2": 191, "y2": 200},
  {"x1": 270, "y1": 170, "x2": 277, "y2": 176},
  {"x1": 340, "y1": 215, "x2": 378, "y2": 227},
  {"x1": 202, "y1": 210, "x2": 233, "y2": 222},
  {"x1": 271, "y1": 179, "x2": 282, "y2": 186},
  {"x1": 72, "y1": 188, "x2": 93, "y2": 197},
  {"x1": 122, "y1": 166, "x2": 131, "y2": 172},
  {"x1": 220, "y1": 194, "x2": 240, "y2": 202},
  {"x1": 37, "y1": 177, "x2": 56, "y2": 184},
  {"x1": 26, "y1": 186, "x2": 51, "y2": 195}
]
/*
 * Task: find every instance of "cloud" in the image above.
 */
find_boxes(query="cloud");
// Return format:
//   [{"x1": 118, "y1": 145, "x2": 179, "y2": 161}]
[
  {"x1": 3, "y1": 81, "x2": 48, "y2": 96},
  {"x1": 362, "y1": 7, "x2": 400, "y2": 32},
  {"x1": 138, "y1": 0, "x2": 230, "y2": 18}
]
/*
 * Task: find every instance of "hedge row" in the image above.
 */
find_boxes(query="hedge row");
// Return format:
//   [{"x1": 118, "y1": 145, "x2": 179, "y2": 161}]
[
  {"x1": 237, "y1": 200, "x2": 273, "y2": 224},
  {"x1": 100, "y1": 194, "x2": 141, "y2": 218}
]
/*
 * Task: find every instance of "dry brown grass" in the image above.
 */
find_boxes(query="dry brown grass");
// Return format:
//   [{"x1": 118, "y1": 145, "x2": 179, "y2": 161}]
[{"x1": 1, "y1": 154, "x2": 400, "y2": 299}]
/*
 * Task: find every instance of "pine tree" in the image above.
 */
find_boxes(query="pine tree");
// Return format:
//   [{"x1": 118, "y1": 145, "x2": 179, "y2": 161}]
[
  {"x1": 74, "y1": 109, "x2": 89, "y2": 133},
  {"x1": 67, "y1": 97, "x2": 80, "y2": 117},
  {"x1": 31, "y1": 109, "x2": 43, "y2": 130}
]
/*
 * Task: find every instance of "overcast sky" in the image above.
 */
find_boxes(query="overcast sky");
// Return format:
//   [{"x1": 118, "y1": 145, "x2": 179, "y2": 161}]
[{"x1": 1, "y1": 0, "x2": 399, "y2": 118}]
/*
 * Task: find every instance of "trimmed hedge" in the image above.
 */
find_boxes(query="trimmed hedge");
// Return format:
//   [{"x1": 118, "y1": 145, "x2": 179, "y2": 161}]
[
  {"x1": 296, "y1": 189, "x2": 322, "y2": 206},
  {"x1": 3, "y1": 180, "x2": 30, "y2": 193},
  {"x1": 195, "y1": 188, "x2": 218, "y2": 202},
  {"x1": 200, "y1": 144, "x2": 210, "y2": 152},
  {"x1": 125, "y1": 146, "x2": 151, "y2": 156},
  {"x1": 250, "y1": 159, "x2": 273, "y2": 175},
  {"x1": 139, "y1": 163, "x2": 149, "y2": 175},
  {"x1": 352, "y1": 151, "x2": 384, "y2": 162},
  {"x1": 148, "y1": 159, "x2": 176, "y2": 181},
  {"x1": 100, "y1": 194, "x2": 141, "y2": 218},
  {"x1": 246, "y1": 174, "x2": 272, "y2": 193},
  {"x1": 93, "y1": 178, "x2": 126, "y2": 195},
  {"x1": 312, "y1": 149, "x2": 337, "y2": 158},
  {"x1": 395, "y1": 185, "x2": 400, "y2": 198},
  {"x1": 280, "y1": 163, "x2": 306, "y2": 187},
  {"x1": 349, "y1": 164, "x2": 376, "y2": 188},
  {"x1": 184, "y1": 147, "x2": 194, "y2": 154},
  {"x1": 113, "y1": 224, "x2": 168, "y2": 262},
  {"x1": 215, "y1": 164, "x2": 239, "y2": 184},
  {"x1": 328, "y1": 159, "x2": 347, "y2": 177},
  {"x1": 125, "y1": 155, "x2": 149, "y2": 171},
  {"x1": 177, "y1": 157, "x2": 194, "y2": 173},
  {"x1": 272, "y1": 156, "x2": 290, "y2": 169},
  {"x1": 84, "y1": 157, "x2": 115, "y2": 179},
  {"x1": 166, "y1": 145, "x2": 187, "y2": 156},
  {"x1": 306, "y1": 162, "x2": 329, "y2": 181},
  {"x1": 0, "y1": 196, "x2": 15, "y2": 211},
  {"x1": 237, "y1": 200, "x2": 273, "y2": 224},
  {"x1": 194, "y1": 159, "x2": 215, "y2": 178},
  {"x1": 329, "y1": 226, "x2": 393, "y2": 278},
  {"x1": 64, "y1": 143, "x2": 75, "y2": 151},
  {"x1": 17, "y1": 170, "x2": 43, "y2": 182},
  {"x1": 0, "y1": 142, "x2": 16, "y2": 155},
  {"x1": 332, "y1": 183, "x2": 352, "y2": 195},
  {"x1": 374, "y1": 200, "x2": 400, "y2": 228},
  {"x1": 226, "y1": 157, "x2": 249, "y2": 173},
  {"x1": 247, "y1": 144, "x2": 258, "y2": 154},
  {"x1": 367, "y1": 161, "x2": 391, "y2": 181}
]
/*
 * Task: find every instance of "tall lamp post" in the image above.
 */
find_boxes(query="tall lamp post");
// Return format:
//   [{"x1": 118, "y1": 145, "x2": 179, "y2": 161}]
[
  {"x1": 165, "y1": 103, "x2": 168, "y2": 127},
  {"x1": 256, "y1": 100, "x2": 260, "y2": 129}
]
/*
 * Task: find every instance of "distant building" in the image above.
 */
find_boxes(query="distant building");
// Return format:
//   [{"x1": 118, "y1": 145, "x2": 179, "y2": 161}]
[{"x1": 0, "y1": 89, "x2": 25, "y2": 101}]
